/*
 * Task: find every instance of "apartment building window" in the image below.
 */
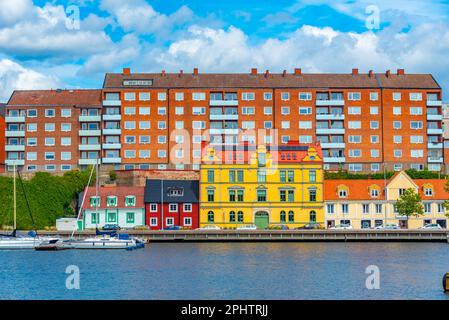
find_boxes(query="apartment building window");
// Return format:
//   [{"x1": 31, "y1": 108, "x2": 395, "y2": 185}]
[
  {"x1": 124, "y1": 92, "x2": 136, "y2": 101},
  {"x1": 392, "y1": 107, "x2": 402, "y2": 115},
  {"x1": 45, "y1": 152, "x2": 55, "y2": 161},
  {"x1": 281, "y1": 92, "x2": 290, "y2": 101},
  {"x1": 193, "y1": 121, "x2": 206, "y2": 130},
  {"x1": 139, "y1": 136, "x2": 150, "y2": 144},
  {"x1": 410, "y1": 121, "x2": 423, "y2": 130},
  {"x1": 349, "y1": 149, "x2": 362, "y2": 157},
  {"x1": 342, "y1": 204, "x2": 349, "y2": 214},
  {"x1": 263, "y1": 92, "x2": 272, "y2": 100},
  {"x1": 139, "y1": 107, "x2": 150, "y2": 115},
  {"x1": 370, "y1": 92, "x2": 379, "y2": 101},
  {"x1": 393, "y1": 121, "x2": 402, "y2": 129},
  {"x1": 158, "y1": 136, "x2": 166, "y2": 144},
  {"x1": 158, "y1": 121, "x2": 167, "y2": 130},
  {"x1": 348, "y1": 121, "x2": 361, "y2": 129},
  {"x1": 370, "y1": 106, "x2": 379, "y2": 115},
  {"x1": 411, "y1": 163, "x2": 424, "y2": 171},
  {"x1": 241, "y1": 107, "x2": 255, "y2": 115},
  {"x1": 125, "y1": 150, "x2": 136, "y2": 158},
  {"x1": 348, "y1": 107, "x2": 361, "y2": 115},
  {"x1": 309, "y1": 170, "x2": 317, "y2": 182},
  {"x1": 158, "y1": 150, "x2": 167, "y2": 158},
  {"x1": 264, "y1": 121, "x2": 272, "y2": 129},
  {"x1": 394, "y1": 149, "x2": 402, "y2": 157},
  {"x1": 61, "y1": 137, "x2": 71, "y2": 146},
  {"x1": 27, "y1": 152, "x2": 37, "y2": 161},
  {"x1": 371, "y1": 135, "x2": 379, "y2": 143},
  {"x1": 61, "y1": 123, "x2": 71, "y2": 132},
  {"x1": 370, "y1": 121, "x2": 379, "y2": 129},
  {"x1": 158, "y1": 107, "x2": 166, "y2": 115},
  {"x1": 264, "y1": 135, "x2": 273, "y2": 144},
  {"x1": 349, "y1": 164, "x2": 362, "y2": 172},
  {"x1": 61, "y1": 152, "x2": 71, "y2": 161},
  {"x1": 410, "y1": 135, "x2": 423, "y2": 144},
  {"x1": 45, "y1": 137, "x2": 55, "y2": 146},
  {"x1": 207, "y1": 170, "x2": 214, "y2": 183},
  {"x1": 175, "y1": 92, "x2": 184, "y2": 101},
  {"x1": 348, "y1": 135, "x2": 362, "y2": 143},
  {"x1": 124, "y1": 121, "x2": 136, "y2": 130},
  {"x1": 45, "y1": 123, "x2": 55, "y2": 132},
  {"x1": 27, "y1": 138, "x2": 37, "y2": 147},
  {"x1": 207, "y1": 190, "x2": 215, "y2": 202},
  {"x1": 424, "y1": 203, "x2": 431, "y2": 214},
  {"x1": 45, "y1": 109, "x2": 55, "y2": 117},
  {"x1": 371, "y1": 149, "x2": 380, "y2": 158},
  {"x1": 125, "y1": 136, "x2": 135, "y2": 144},
  {"x1": 424, "y1": 187, "x2": 433, "y2": 196},
  {"x1": 139, "y1": 92, "x2": 150, "y2": 101},
  {"x1": 438, "y1": 203, "x2": 444, "y2": 213},
  {"x1": 362, "y1": 204, "x2": 370, "y2": 214},
  {"x1": 394, "y1": 164, "x2": 403, "y2": 171},
  {"x1": 371, "y1": 164, "x2": 380, "y2": 172},
  {"x1": 139, "y1": 150, "x2": 150, "y2": 159},
  {"x1": 242, "y1": 121, "x2": 255, "y2": 129},
  {"x1": 192, "y1": 107, "x2": 206, "y2": 115},
  {"x1": 158, "y1": 92, "x2": 167, "y2": 101},
  {"x1": 124, "y1": 107, "x2": 136, "y2": 115},
  {"x1": 298, "y1": 107, "x2": 312, "y2": 115},
  {"x1": 281, "y1": 121, "x2": 290, "y2": 129},
  {"x1": 264, "y1": 107, "x2": 272, "y2": 115},
  {"x1": 173, "y1": 106, "x2": 184, "y2": 115},
  {"x1": 139, "y1": 121, "x2": 150, "y2": 130},
  {"x1": 45, "y1": 165, "x2": 56, "y2": 171},
  {"x1": 348, "y1": 92, "x2": 361, "y2": 100},
  {"x1": 411, "y1": 150, "x2": 424, "y2": 158},
  {"x1": 410, "y1": 107, "x2": 423, "y2": 115},
  {"x1": 299, "y1": 92, "x2": 312, "y2": 100},
  {"x1": 409, "y1": 92, "x2": 423, "y2": 101},
  {"x1": 257, "y1": 190, "x2": 267, "y2": 202},
  {"x1": 393, "y1": 136, "x2": 402, "y2": 144},
  {"x1": 393, "y1": 92, "x2": 401, "y2": 101},
  {"x1": 327, "y1": 204, "x2": 334, "y2": 214},
  {"x1": 281, "y1": 107, "x2": 290, "y2": 115},
  {"x1": 299, "y1": 135, "x2": 312, "y2": 144},
  {"x1": 299, "y1": 121, "x2": 312, "y2": 129},
  {"x1": 27, "y1": 109, "x2": 37, "y2": 117},
  {"x1": 61, "y1": 109, "x2": 71, "y2": 117},
  {"x1": 242, "y1": 92, "x2": 255, "y2": 101},
  {"x1": 192, "y1": 92, "x2": 206, "y2": 101},
  {"x1": 281, "y1": 136, "x2": 289, "y2": 144}
]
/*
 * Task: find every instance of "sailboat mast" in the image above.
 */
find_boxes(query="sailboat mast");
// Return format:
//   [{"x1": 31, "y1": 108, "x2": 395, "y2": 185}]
[
  {"x1": 95, "y1": 160, "x2": 99, "y2": 227},
  {"x1": 13, "y1": 162, "x2": 16, "y2": 230}
]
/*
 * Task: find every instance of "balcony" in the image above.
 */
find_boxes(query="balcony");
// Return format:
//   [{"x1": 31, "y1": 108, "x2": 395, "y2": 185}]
[
  {"x1": 209, "y1": 128, "x2": 239, "y2": 135},
  {"x1": 426, "y1": 114, "x2": 443, "y2": 121},
  {"x1": 321, "y1": 143, "x2": 346, "y2": 149},
  {"x1": 316, "y1": 113, "x2": 345, "y2": 120},
  {"x1": 103, "y1": 114, "x2": 122, "y2": 121},
  {"x1": 5, "y1": 116, "x2": 25, "y2": 123},
  {"x1": 78, "y1": 144, "x2": 101, "y2": 151},
  {"x1": 102, "y1": 157, "x2": 122, "y2": 164},
  {"x1": 323, "y1": 157, "x2": 346, "y2": 163},
  {"x1": 316, "y1": 100, "x2": 345, "y2": 106},
  {"x1": 5, "y1": 159, "x2": 25, "y2": 166},
  {"x1": 426, "y1": 100, "x2": 442, "y2": 107},
  {"x1": 427, "y1": 128, "x2": 443, "y2": 135},
  {"x1": 102, "y1": 128, "x2": 122, "y2": 135},
  {"x1": 78, "y1": 158, "x2": 100, "y2": 165},
  {"x1": 5, "y1": 130, "x2": 25, "y2": 137},
  {"x1": 427, "y1": 142, "x2": 443, "y2": 149},
  {"x1": 316, "y1": 128, "x2": 345, "y2": 135},
  {"x1": 209, "y1": 100, "x2": 238, "y2": 106},
  {"x1": 79, "y1": 115, "x2": 101, "y2": 122},
  {"x1": 5, "y1": 145, "x2": 25, "y2": 151},
  {"x1": 209, "y1": 114, "x2": 239, "y2": 121},
  {"x1": 428, "y1": 157, "x2": 443, "y2": 163},
  {"x1": 79, "y1": 129, "x2": 101, "y2": 136},
  {"x1": 102, "y1": 143, "x2": 122, "y2": 150},
  {"x1": 103, "y1": 100, "x2": 121, "y2": 106}
]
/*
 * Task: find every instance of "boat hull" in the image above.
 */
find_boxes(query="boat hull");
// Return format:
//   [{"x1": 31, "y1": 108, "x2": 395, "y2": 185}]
[
  {"x1": 66, "y1": 238, "x2": 138, "y2": 249},
  {"x1": 0, "y1": 238, "x2": 42, "y2": 249}
]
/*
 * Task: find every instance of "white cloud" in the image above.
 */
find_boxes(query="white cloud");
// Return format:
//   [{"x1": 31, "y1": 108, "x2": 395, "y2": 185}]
[
  {"x1": 0, "y1": 0, "x2": 33, "y2": 27},
  {"x1": 0, "y1": 59, "x2": 60, "y2": 101}
]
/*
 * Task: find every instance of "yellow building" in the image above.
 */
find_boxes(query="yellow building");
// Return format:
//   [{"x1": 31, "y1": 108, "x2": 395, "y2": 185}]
[
  {"x1": 324, "y1": 171, "x2": 449, "y2": 229},
  {"x1": 200, "y1": 143, "x2": 324, "y2": 229}
]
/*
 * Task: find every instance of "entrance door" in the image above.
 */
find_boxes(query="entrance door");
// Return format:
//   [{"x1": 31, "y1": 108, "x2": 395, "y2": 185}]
[{"x1": 254, "y1": 211, "x2": 269, "y2": 229}]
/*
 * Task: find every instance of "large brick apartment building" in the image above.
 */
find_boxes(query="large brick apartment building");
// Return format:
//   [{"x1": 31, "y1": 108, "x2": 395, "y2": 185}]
[{"x1": 3, "y1": 68, "x2": 445, "y2": 173}]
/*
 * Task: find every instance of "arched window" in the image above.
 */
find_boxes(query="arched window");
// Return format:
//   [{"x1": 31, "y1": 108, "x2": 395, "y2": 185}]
[
  {"x1": 310, "y1": 210, "x2": 316, "y2": 223},
  {"x1": 288, "y1": 211, "x2": 294, "y2": 222},
  {"x1": 237, "y1": 211, "x2": 244, "y2": 222},
  {"x1": 207, "y1": 211, "x2": 214, "y2": 223},
  {"x1": 280, "y1": 211, "x2": 286, "y2": 223},
  {"x1": 229, "y1": 211, "x2": 236, "y2": 222}
]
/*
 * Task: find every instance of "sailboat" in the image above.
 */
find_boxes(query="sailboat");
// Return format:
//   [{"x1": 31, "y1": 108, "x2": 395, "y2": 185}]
[
  {"x1": 66, "y1": 161, "x2": 144, "y2": 250},
  {"x1": 0, "y1": 163, "x2": 59, "y2": 249}
]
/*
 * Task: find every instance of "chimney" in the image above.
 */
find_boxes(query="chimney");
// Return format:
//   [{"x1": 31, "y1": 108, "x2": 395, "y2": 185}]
[
  {"x1": 351, "y1": 68, "x2": 359, "y2": 75},
  {"x1": 161, "y1": 70, "x2": 166, "y2": 76},
  {"x1": 294, "y1": 68, "x2": 302, "y2": 75},
  {"x1": 179, "y1": 69, "x2": 183, "y2": 77},
  {"x1": 282, "y1": 70, "x2": 287, "y2": 77},
  {"x1": 368, "y1": 70, "x2": 374, "y2": 78},
  {"x1": 251, "y1": 68, "x2": 257, "y2": 75},
  {"x1": 265, "y1": 70, "x2": 269, "y2": 77},
  {"x1": 193, "y1": 68, "x2": 198, "y2": 76},
  {"x1": 397, "y1": 69, "x2": 405, "y2": 75},
  {"x1": 122, "y1": 67, "x2": 131, "y2": 75},
  {"x1": 386, "y1": 70, "x2": 391, "y2": 77}
]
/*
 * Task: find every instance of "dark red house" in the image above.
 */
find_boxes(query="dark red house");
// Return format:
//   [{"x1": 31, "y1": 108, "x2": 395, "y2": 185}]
[{"x1": 144, "y1": 179, "x2": 199, "y2": 230}]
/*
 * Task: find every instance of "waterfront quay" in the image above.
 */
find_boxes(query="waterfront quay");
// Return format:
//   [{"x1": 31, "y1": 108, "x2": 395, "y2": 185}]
[{"x1": 34, "y1": 229, "x2": 449, "y2": 242}]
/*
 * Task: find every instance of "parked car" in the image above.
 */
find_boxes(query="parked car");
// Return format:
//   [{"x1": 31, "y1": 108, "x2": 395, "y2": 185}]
[
  {"x1": 164, "y1": 225, "x2": 182, "y2": 231},
  {"x1": 102, "y1": 224, "x2": 121, "y2": 231},
  {"x1": 330, "y1": 223, "x2": 353, "y2": 230},
  {"x1": 375, "y1": 224, "x2": 400, "y2": 230},
  {"x1": 236, "y1": 224, "x2": 257, "y2": 231},
  {"x1": 268, "y1": 224, "x2": 289, "y2": 230},
  {"x1": 196, "y1": 225, "x2": 222, "y2": 231},
  {"x1": 420, "y1": 223, "x2": 443, "y2": 230},
  {"x1": 297, "y1": 223, "x2": 322, "y2": 230}
]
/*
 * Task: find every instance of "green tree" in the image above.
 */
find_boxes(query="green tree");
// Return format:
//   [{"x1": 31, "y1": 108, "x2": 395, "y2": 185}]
[
  {"x1": 443, "y1": 178, "x2": 449, "y2": 218},
  {"x1": 395, "y1": 188, "x2": 424, "y2": 225}
]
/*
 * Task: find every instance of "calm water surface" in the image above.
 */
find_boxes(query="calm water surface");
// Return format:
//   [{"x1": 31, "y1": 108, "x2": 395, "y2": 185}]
[{"x1": 0, "y1": 243, "x2": 448, "y2": 300}]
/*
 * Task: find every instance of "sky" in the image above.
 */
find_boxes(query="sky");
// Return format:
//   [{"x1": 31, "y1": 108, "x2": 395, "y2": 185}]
[{"x1": 0, "y1": 0, "x2": 449, "y2": 101}]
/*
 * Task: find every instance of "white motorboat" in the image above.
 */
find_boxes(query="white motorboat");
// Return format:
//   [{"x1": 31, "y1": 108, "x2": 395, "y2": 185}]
[{"x1": 67, "y1": 235, "x2": 138, "y2": 249}]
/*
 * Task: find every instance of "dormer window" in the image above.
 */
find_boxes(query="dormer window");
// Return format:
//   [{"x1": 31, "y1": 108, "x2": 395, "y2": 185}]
[
  {"x1": 90, "y1": 196, "x2": 100, "y2": 207},
  {"x1": 167, "y1": 187, "x2": 184, "y2": 197},
  {"x1": 107, "y1": 196, "x2": 117, "y2": 207},
  {"x1": 371, "y1": 189, "x2": 379, "y2": 198},
  {"x1": 424, "y1": 185, "x2": 433, "y2": 196},
  {"x1": 337, "y1": 185, "x2": 348, "y2": 198},
  {"x1": 125, "y1": 195, "x2": 136, "y2": 206}
]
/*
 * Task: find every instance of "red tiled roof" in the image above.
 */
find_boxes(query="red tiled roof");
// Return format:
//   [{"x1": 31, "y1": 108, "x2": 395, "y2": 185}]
[
  {"x1": 103, "y1": 72, "x2": 440, "y2": 89},
  {"x1": 7, "y1": 89, "x2": 102, "y2": 107},
  {"x1": 415, "y1": 179, "x2": 449, "y2": 199},
  {"x1": 81, "y1": 186, "x2": 145, "y2": 210},
  {"x1": 324, "y1": 179, "x2": 386, "y2": 201}
]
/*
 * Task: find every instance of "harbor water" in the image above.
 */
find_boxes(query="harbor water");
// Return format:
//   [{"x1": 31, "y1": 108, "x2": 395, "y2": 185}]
[{"x1": 0, "y1": 242, "x2": 448, "y2": 300}]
